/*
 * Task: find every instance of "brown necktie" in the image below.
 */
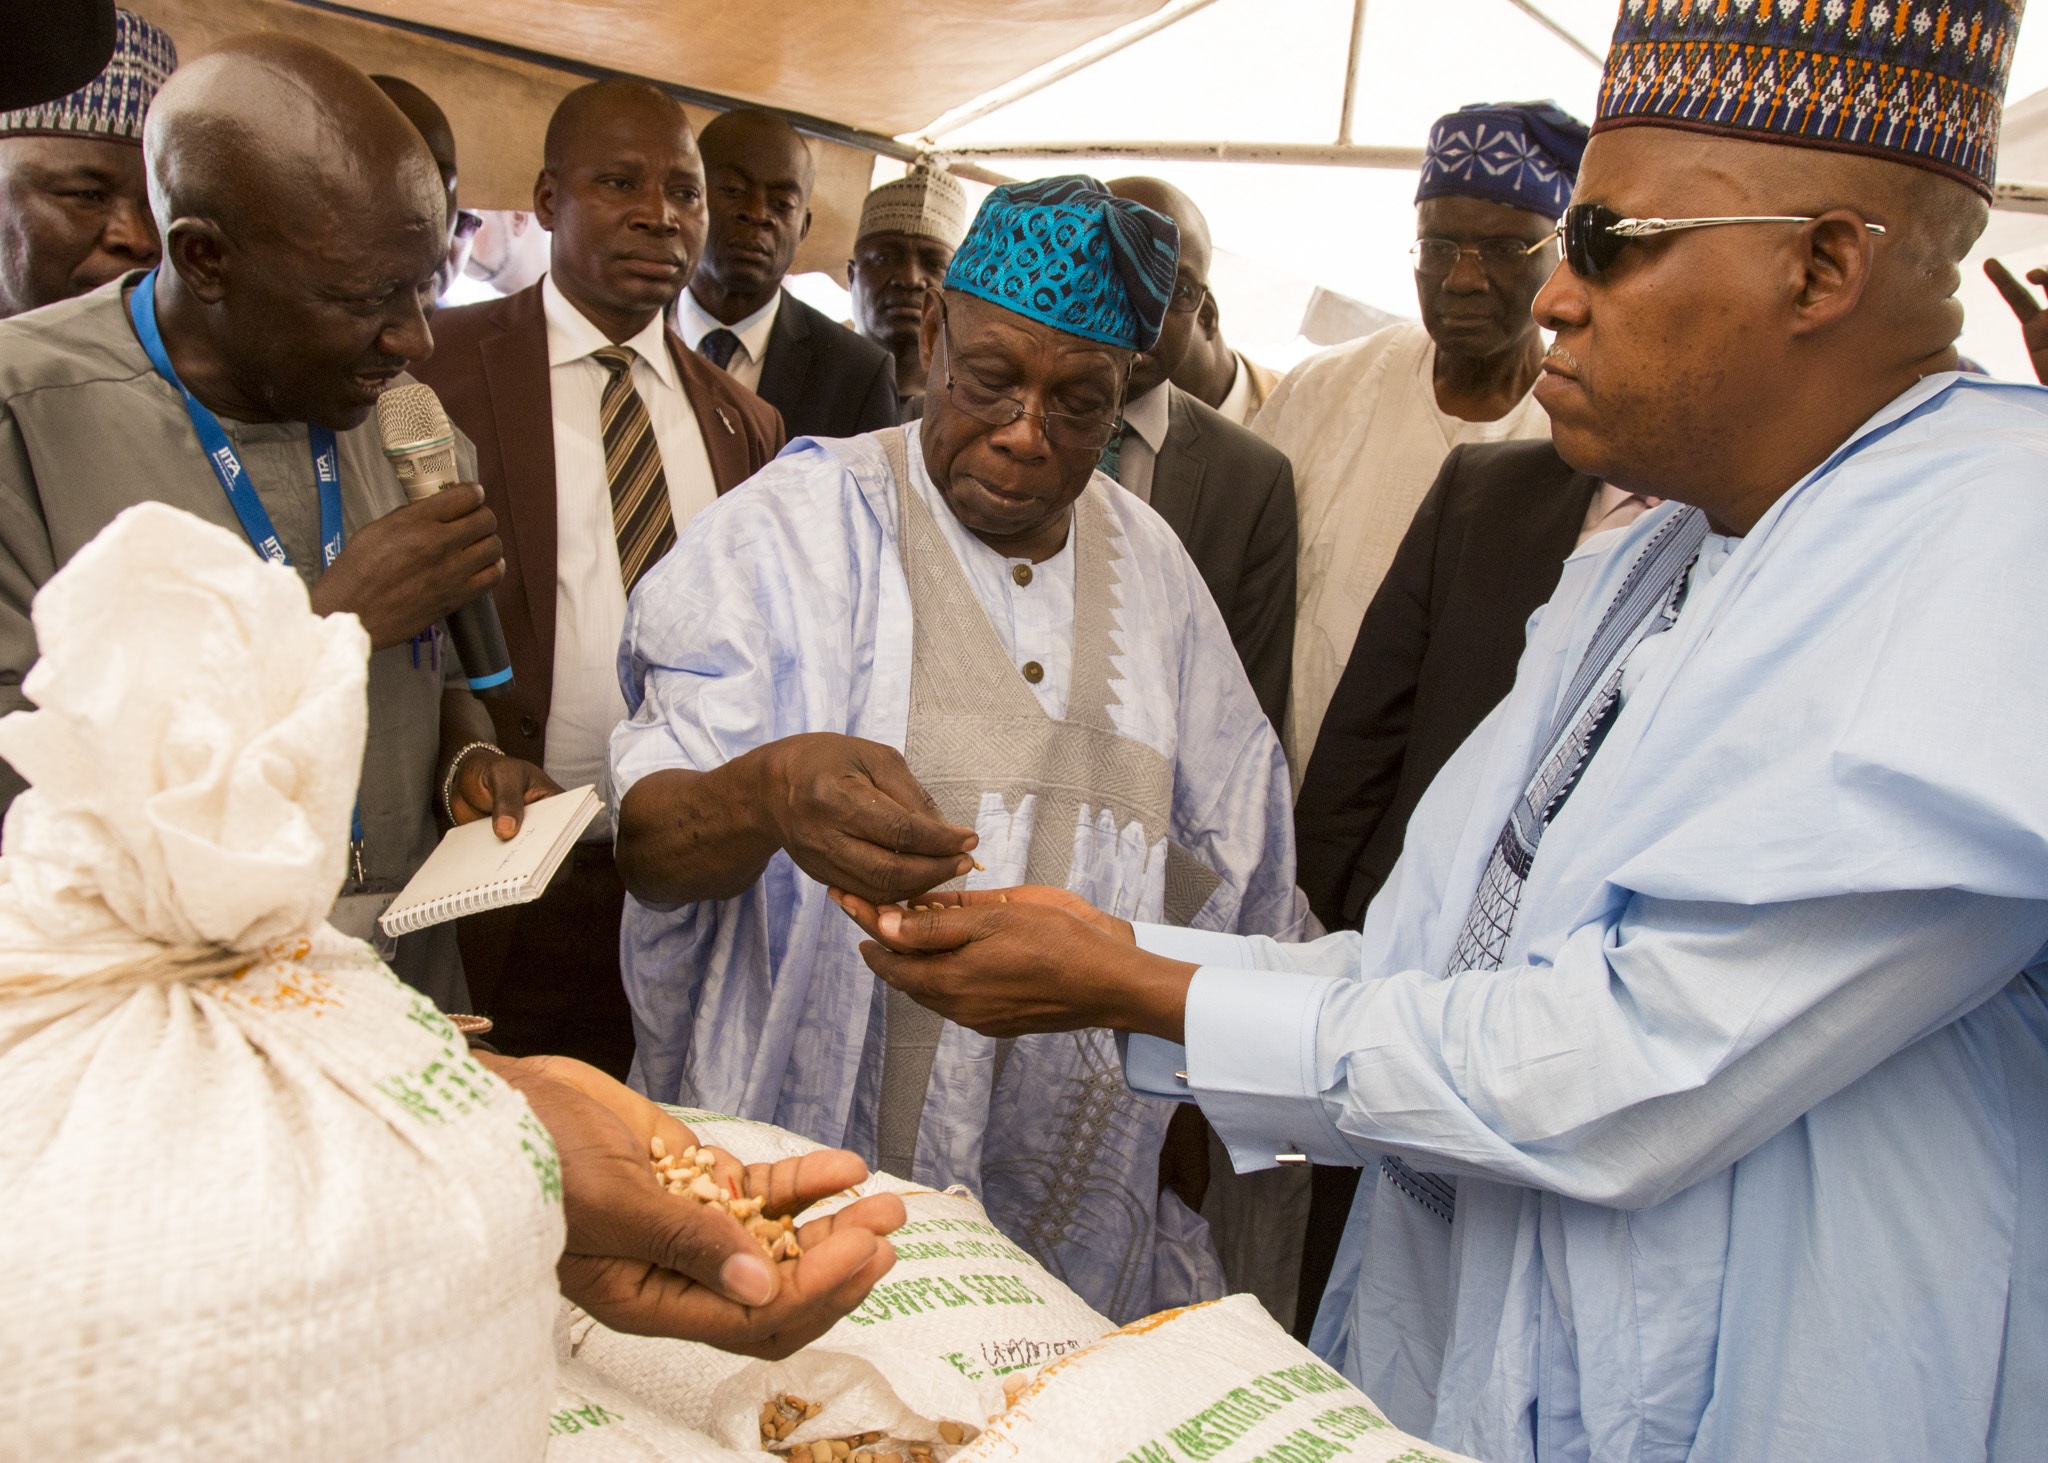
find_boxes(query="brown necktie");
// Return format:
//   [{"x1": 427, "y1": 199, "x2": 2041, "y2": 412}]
[{"x1": 592, "y1": 345, "x2": 674, "y2": 591}]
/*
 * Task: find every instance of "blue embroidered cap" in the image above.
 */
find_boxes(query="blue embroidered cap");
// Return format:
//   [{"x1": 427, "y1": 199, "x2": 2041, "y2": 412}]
[
  {"x1": 1416, "y1": 100, "x2": 1590, "y2": 219},
  {"x1": 1595, "y1": 0, "x2": 2022, "y2": 200},
  {"x1": 942, "y1": 175, "x2": 1179, "y2": 352},
  {"x1": 0, "y1": 8, "x2": 176, "y2": 143}
]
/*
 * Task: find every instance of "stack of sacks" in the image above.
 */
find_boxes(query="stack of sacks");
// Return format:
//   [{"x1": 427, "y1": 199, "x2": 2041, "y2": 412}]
[
  {"x1": 0, "y1": 504, "x2": 565, "y2": 1461},
  {"x1": 550, "y1": 1113, "x2": 1472, "y2": 1463},
  {"x1": 551, "y1": 1108, "x2": 1117, "y2": 1460}
]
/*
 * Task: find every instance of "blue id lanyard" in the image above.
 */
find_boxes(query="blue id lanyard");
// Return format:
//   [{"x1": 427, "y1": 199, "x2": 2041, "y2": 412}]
[
  {"x1": 127, "y1": 269, "x2": 343, "y2": 572},
  {"x1": 128, "y1": 269, "x2": 365, "y2": 856}
]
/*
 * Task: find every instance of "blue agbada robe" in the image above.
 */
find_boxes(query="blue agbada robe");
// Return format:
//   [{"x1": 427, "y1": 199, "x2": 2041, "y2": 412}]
[
  {"x1": 612, "y1": 425, "x2": 1305, "y2": 1320},
  {"x1": 1127, "y1": 375, "x2": 2048, "y2": 1461}
]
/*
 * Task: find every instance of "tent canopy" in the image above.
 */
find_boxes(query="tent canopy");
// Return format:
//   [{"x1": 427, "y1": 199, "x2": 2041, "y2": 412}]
[{"x1": 125, "y1": 0, "x2": 1171, "y2": 276}]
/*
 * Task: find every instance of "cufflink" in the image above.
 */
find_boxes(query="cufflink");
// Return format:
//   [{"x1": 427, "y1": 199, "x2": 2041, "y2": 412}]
[{"x1": 1174, "y1": 1071, "x2": 1189, "y2": 1082}]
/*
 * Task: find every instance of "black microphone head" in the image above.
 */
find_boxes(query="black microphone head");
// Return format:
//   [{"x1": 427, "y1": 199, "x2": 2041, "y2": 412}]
[{"x1": 375, "y1": 382, "x2": 453, "y2": 454}]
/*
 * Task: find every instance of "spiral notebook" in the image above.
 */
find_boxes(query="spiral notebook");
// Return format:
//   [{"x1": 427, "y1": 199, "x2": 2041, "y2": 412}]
[{"x1": 378, "y1": 785, "x2": 603, "y2": 937}]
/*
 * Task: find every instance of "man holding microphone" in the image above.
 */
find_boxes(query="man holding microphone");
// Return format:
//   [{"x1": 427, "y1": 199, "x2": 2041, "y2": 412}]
[{"x1": 0, "y1": 33, "x2": 551, "y2": 1013}]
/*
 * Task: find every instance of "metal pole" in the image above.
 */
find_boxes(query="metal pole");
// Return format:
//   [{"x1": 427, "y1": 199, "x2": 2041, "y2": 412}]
[
  {"x1": 938, "y1": 140, "x2": 1428, "y2": 169},
  {"x1": 1502, "y1": 0, "x2": 1604, "y2": 65},
  {"x1": 1337, "y1": 0, "x2": 1370, "y2": 146},
  {"x1": 914, "y1": 0, "x2": 1229, "y2": 142},
  {"x1": 282, "y1": 0, "x2": 927, "y2": 163}
]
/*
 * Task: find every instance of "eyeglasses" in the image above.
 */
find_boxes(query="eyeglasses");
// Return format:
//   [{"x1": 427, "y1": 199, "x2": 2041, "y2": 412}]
[
  {"x1": 1408, "y1": 236, "x2": 1553, "y2": 277},
  {"x1": 1557, "y1": 203, "x2": 1887, "y2": 279},
  {"x1": 938, "y1": 305, "x2": 1125, "y2": 452},
  {"x1": 452, "y1": 208, "x2": 485, "y2": 242},
  {"x1": 1166, "y1": 279, "x2": 1208, "y2": 314}
]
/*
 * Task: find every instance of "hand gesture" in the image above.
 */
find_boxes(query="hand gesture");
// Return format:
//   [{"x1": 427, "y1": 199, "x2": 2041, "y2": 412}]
[
  {"x1": 765, "y1": 733, "x2": 978, "y2": 904},
  {"x1": 449, "y1": 748, "x2": 561, "y2": 840},
  {"x1": 827, "y1": 885, "x2": 1190, "y2": 1041},
  {"x1": 309, "y1": 484, "x2": 504, "y2": 649},
  {"x1": 480, "y1": 1053, "x2": 905, "y2": 1358},
  {"x1": 1983, "y1": 258, "x2": 2048, "y2": 385}
]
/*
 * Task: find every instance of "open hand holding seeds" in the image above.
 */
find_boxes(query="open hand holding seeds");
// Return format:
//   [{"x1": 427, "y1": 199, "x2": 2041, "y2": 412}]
[{"x1": 649, "y1": 1135, "x2": 803, "y2": 1261}]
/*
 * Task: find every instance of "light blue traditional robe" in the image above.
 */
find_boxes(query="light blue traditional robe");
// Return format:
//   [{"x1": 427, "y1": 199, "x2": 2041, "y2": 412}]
[
  {"x1": 613, "y1": 423, "x2": 1305, "y2": 1319},
  {"x1": 1127, "y1": 374, "x2": 2048, "y2": 1461}
]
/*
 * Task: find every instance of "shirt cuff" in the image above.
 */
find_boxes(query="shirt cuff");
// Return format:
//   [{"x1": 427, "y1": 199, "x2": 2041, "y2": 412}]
[
  {"x1": 1121, "y1": 1033, "x2": 1194, "y2": 1103},
  {"x1": 1183, "y1": 966, "x2": 1354, "y2": 1173},
  {"x1": 1132, "y1": 921, "x2": 1254, "y2": 969}
]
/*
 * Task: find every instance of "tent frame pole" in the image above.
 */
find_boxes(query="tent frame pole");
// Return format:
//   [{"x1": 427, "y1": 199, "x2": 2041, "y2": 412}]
[{"x1": 1337, "y1": 0, "x2": 1369, "y2": 145}]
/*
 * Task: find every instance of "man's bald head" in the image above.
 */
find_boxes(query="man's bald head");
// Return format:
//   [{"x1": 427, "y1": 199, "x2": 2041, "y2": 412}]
[
  {"x1": 544, "y1": 78, "x2": 690, "y2": 171},
  {"x1": 534, "y1": 77, "x2": 704, "y2": 343},
  {"x1": 140, "y1": 35, "x2": 446, "y2": 430},
  {"x1": 698, "y1": 107, "x2": 814, "y2": 195},
  {"x1": 691, "y1": 107, "x2": 814, "y2": 314},
  {"x1": 371, "y1": 73, "x2": 457, "y2": 224},
  {"x1": 147, "y1": 35, "x2": 443, "y2": 247},
  {"x1": 1107, "y1": 176, "x2": 1206, "y2": 395},
  {"x1": 1108, "y1": 176, "x2": 1210, "y2": 281},
  {"x1": 1533, "y1": 124, "x2": 1991, "y2": 530}
]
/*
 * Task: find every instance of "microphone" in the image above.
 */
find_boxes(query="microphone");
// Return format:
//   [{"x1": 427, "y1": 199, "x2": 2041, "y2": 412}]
[{"x1": 376, "y1": 383, "x2": 514, "y2": 698}]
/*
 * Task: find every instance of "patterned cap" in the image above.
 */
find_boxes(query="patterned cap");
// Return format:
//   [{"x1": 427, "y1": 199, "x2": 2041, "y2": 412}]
[
  {"x1": 858, "y1": 165, "x2": 971, "y2": 250},
  {"x1": 1595, "y1": 0, "x2": 2023, "y2": 199},
  {"x1": 943, "y1": 174, "x2": 1179, "y2": 352},
  {"x1": 1417, "y1": 100, "x2": 1590, "y2": 219},
  {"x1": 0, "y1": 7, "x2": 175, "y2": 143}
]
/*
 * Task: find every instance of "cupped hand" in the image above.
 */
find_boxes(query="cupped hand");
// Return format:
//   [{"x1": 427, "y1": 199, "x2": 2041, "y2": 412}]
[
  {"x1": 826, "y1": 886, "x2": 1187, "y2": 1040},
  {"x1": 765, "y1": 732, "x2": 978, "y2": 903},
  {"x1": 451, "y1": 749, "x2": 562, "y2": 839},
  {"x1": 309, "y1": 485, "x2": 504, "y2": 648},
  {"x1": 479, "y1": 1054, "x2": 905, "y2": 1357},
  {"x1": 874, "y1": 883, "x2": 1135, "y2": 943}
]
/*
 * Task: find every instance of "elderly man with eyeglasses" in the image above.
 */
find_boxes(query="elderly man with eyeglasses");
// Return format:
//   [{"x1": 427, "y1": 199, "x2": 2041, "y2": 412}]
[
  {"x1": 830, "y1": 5, "x2": 2048, "y2": 1460},
  {"x1": 1256, "y1": 101, "x2": 1588, "y2": 786},
  {"x1": 610, "y1": 175, "x2": 1308, "y2": 1323}
]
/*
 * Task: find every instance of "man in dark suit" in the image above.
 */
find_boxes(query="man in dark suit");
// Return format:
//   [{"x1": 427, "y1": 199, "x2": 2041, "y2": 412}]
[
  {"x1": 1288, "y1": 435, "x2": 1657, "y2": 1338},
  {"x1": 415, "y1": 79, "x2": 782, "y2": 1077},
  {"x1": 1100, "y1": 177, "x2": 1295, "y2": 731},
  {"x1": 676, "y1": 107, "x2": 897, "y2": 440}
]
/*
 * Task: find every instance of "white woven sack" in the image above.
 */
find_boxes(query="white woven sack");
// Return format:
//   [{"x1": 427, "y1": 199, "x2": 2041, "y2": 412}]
[
  {"x1": 957, "y1": 1294, "x2": 1483, "y2": 1463},
  {"x1": 564, "y1": 1107, "x2": 1118, "y2": 1455},
  {"x1": 546, "y1": 1353, "x2": 759, "y2": 1462},
  {"x1": 0, "y1": 505, "x2": 567, "y2": 1461}
]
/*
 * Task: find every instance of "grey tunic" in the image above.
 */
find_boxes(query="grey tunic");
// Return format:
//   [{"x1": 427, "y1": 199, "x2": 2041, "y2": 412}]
[{"x1": 0, "y1": 276, "x2": 470, "y2": 1009}]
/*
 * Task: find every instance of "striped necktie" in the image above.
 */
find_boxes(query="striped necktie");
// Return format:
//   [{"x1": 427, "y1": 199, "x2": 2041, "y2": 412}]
[{"x1": 592, "y1": 346, "x2": 674, "y2": 592}]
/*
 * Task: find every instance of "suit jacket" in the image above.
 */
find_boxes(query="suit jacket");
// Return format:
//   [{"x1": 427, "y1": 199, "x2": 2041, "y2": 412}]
[
  {"x1": 1148, "y1": 384, "x2": 1297, "y2": 730},
  {"x1": 414, "y1": 281, "x2": 785, "y2": 766},
  {"x1": 1294, "y1": 437, "x2": 1599, "y2": 931},
  {"x1": 757, "y1": 289, "x2": 900, "y2": 440}
]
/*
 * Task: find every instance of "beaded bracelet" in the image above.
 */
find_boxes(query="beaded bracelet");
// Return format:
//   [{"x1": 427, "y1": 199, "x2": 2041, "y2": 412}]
[{"x1": 441, "y1": 740, "x2": 504, "y2": 826}]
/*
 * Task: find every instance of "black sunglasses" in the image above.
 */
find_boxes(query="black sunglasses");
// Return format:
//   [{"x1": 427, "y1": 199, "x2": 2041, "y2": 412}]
[{"x1": 1558, "y1": 203, "x2": 1888, "y2": 279}]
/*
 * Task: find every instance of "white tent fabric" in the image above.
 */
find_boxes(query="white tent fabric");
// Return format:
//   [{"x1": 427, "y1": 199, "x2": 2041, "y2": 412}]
[{"x1": 926, "y1": 0, "x2": 2048, "y2": 379}]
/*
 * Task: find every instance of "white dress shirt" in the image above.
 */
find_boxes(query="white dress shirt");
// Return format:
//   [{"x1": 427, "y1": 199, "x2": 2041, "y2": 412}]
[
  {"x1": 674, "y1": 286, "x2": 781, "y2": 394},
  {"x1": 542, "y1": 274, "x2": 717, "y2": 831},
  {"x1": 1109, "y1": 380, "x2": 1173, "y2": 506},
  {"x1": 904, "y1": 421, "x2": 1077, "y2": 718},
  {"x1": 1215, "y1": 352, "x2": 1255, "y2": 425}
]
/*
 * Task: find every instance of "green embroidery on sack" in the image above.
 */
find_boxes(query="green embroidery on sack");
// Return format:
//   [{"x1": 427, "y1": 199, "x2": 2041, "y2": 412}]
[
  {"x1": 519, "y1": 1111, "x2": 562, "y2": 1204},
  {"x1": 375, "y1": 1050, "x2": 495, "y2": 1124},
  {"x1": 546, "y1": 1403, "x2": 625, "y2": 1434},
  {"x1": 1114, "y1": 1363, "x2": 1376, "y2": 1463},
  {"x1": 842, "y1": 1271, "x2": 1047, "y2": 1326}
]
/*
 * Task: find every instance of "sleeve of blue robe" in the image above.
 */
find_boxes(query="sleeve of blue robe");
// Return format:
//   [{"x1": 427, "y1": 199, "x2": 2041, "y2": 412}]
[{"x1": 1128, "y1": 891, "x2": 2048, "y2": 1201}]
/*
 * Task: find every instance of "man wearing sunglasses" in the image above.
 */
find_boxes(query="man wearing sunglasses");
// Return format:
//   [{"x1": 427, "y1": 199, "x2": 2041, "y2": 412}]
[
  {"x1": 832, "y1": 5, "x2": 2048, "y2": 1460},
  {"x1": 611, "y1": 175, "x2": 1307, "y2": 1323},
  {"x1": 1256, "y1": 100, "x2": 1587, "y2": 785}
]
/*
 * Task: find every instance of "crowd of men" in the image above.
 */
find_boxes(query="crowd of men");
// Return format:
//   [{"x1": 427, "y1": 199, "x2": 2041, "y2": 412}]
[{"x1": 1, "y1": 4, "x2": 2045, "y2": 1460}]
